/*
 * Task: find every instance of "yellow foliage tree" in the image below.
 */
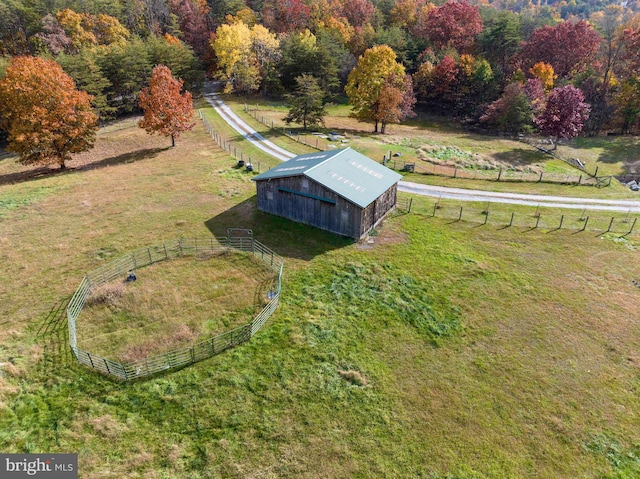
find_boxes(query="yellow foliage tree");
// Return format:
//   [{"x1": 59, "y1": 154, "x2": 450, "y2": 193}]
[
  {"x1": 529, "y1": 62, "x2": 557, "y2": 91},
  {"x1": 345, "y1": 45, "x2": 410, "y2": 132},
  {"x1": 212, "y1": 21, "x2": 257, "y2": 93}
]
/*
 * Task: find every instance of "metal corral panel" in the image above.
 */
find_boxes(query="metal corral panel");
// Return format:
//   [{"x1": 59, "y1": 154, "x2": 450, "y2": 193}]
[{"x1": 252, "y1": 148, "x2": 401, "y2": 208}]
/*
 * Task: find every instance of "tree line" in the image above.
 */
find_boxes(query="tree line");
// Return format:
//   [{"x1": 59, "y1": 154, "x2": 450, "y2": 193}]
[{"x1": 2, "y1": 0, "x2": 640, "y2": 169}]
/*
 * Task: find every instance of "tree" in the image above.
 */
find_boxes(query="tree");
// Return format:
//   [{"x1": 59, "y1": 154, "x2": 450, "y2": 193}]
[
  {"x1": 529, "y1": 62, "x2": 555, "y2": 92},
  {"x1": 420, "y1": 0, "x2": 483, "y2": 53},
  {"x1": 479, "y1": 10, "x2": 521, "y2": 81},
  {"x1": 279, "y1": 29, "x2": 340, "y2": 95},
  {"x1": 340, "y1": 0, "x2": 375, "y2": 28},
  {"x1": 138, "y1": 65, "x2": 194, "y2": 147},
  {"x1": 0, "y1": 56, "x2": 98, "y2": 169},
  {"x1": 212, "y1": 21, "x2": 260, "y2": 93},
  {"x1": 98, "y1": 38, "x2": 152, "y2": 114},
  {"x1": 345, "y1": 45, "x2": 409, "y2": 132},
  {"x1": 262, "y1": 0, "x2": 312, "y2": 33},
  {"x1": 57, "y1": 49, "x2": 116, "y2": 121},
  {"x1": 480, "y1": 82, "x2": 533, "y2": 133},
  {"x1": 535, "y1": 85, "x2": 591, "y2": 144},
  {"x1": 414, "y1": 55, "x2": 459, "y2": 110},
  {"x1": 518, "y1": 20, "x2": 601, "y2": 79},
  {"x1": 251, "y1": 24, "x2": 281, "y2": 97},
  {"x1": 284, "y1": 74, "x2": 327, "y2": 129},
  {"x1": 168, "y1": 0, "x2": 210, "y2": 58},
  {"x1": 583, "y1": 6, "x2": 627, "y2": 134},
  {"x1": 376, "y1": 73, "x2": 416, "y2": 133}
]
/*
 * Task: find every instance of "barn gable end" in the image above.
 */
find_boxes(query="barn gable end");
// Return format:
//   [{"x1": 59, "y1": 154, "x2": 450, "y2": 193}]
[{"x1": 252, "y1": 148, "x2": 402, "y2": 239}]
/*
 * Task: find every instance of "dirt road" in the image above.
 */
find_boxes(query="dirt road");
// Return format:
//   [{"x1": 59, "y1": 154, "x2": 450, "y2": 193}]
[{"x1": 207, "y1": 95, "x2": 640, "y2": 213}]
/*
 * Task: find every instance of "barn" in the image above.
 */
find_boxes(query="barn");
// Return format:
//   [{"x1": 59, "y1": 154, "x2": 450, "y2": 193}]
[{"x1": 252, "y1": 147, "x2": 402, "y2": 239}]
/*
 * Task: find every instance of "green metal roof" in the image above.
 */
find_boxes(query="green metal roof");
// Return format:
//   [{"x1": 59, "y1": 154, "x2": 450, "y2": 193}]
[{"x1": 252, "y1": 148, "x2": 402, "y2": 208}]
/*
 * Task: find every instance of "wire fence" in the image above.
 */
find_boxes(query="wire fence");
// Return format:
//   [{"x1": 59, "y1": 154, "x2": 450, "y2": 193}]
[
  {"x1": 405, "y1": 195, "x2": 639, "y2": 236},
  {"x1": 244, "y1": 105, "x2": 327, "y2": 151},
  {"x1": 67, "y1": 235, "x2": 284, "y2": 381},
  {"x1": 198, "y1": 109, "x2": 273, "y2": 173},
  {"x1": 98, "y1": 117, "x2": 140, "y2": 134},
  {"x1": 384, "y1": 158, "x2": 612, "y2": 187}
]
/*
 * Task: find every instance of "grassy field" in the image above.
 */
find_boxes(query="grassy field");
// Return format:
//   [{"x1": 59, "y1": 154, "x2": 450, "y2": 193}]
[
  {"x1": 223, "y1": 95, "x2": 640, "y2": 198},
  {"x1": 1, "y1": 118, "x2": 640, "y2": 478},
  {"x1": 79, "y1": 252, "x2": 276, "y2": 362}
]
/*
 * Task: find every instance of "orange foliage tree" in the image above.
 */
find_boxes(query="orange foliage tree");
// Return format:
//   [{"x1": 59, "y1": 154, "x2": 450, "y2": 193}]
[
  {"x1": 0, "y1": 56, "x2": 98, "y2": 169},
  {"x1": 138, "y1": 65, "x2": 194, "y2": 147}
]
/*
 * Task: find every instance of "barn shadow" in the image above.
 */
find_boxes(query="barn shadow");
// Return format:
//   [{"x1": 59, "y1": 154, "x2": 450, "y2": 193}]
[{"x1": 204, "y1": 196, "x2": 353, "y2": 260}]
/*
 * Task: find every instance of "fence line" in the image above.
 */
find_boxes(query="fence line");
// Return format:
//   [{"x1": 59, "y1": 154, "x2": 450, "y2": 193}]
[
  {"x1": 198, "y1": 109, "x2": 271, "y2": 173},
  {"x1": 67, "y1": 235, "x2": 284, "y2": 381},
  {"x1": 407, "y1": 196, "x2": 639, "y2": 236},
  {"x1": 244, "y1": 105, "x2": 326, "y2": 151},
  {"x1": 384, "y1": 156, "x2": 612, "y2": 187}
]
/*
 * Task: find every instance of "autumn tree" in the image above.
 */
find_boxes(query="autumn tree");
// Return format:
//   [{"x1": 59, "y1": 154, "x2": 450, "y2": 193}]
[
  {"x1": 414, "y1": 55, "x2": 459, "y2": 110},
  {"x1": 419, "y1": 0, "x2": 483, "y2": 53},
  {"x1": 518, "y1": 20, "x2": 601, "y2": 79},
  {"x1": 529, "y1": 62, "x2": 555, "y2": 92},
  {"x1": 345, "y1": 45, "x2": 411, "y2": 132},
  {"x1": 340, "y1": 0, "x2": 375, "y2": 28},
  {"x1": 262, "y1": 0, "x2": 312, "y2": 33},
  {"x1": 251, "y1": 24, "x2": 281, "y2": 97},
  {"x1": 0, "y1": 56, "x2": 98, "y2": 169},
  {"x1": 376, "y1": 73, "x2": 416, "y2": 133},
  {"x1": 212, "y1": 21, "x2": 259, "y2": 93},
  {"x1": 284, "y1": 74, "x2": 327, "y2": 129},
  {"x1": 138, "y1": 65, "x2": 194, "y2": 147},
  {"x1": 535, "y1": 85, "x2": 591, "y2": 145},
  {"x1": 168, "y1": 0, "x2": 210, "y2": 58},
  {"x1": 480, "y1": 82, "x2": 533, "y2": 133}
]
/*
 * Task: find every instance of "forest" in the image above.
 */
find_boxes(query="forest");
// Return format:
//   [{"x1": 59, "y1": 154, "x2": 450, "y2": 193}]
[{"x1": 2, "y1": 0, "x2": 640, "y2": 139}]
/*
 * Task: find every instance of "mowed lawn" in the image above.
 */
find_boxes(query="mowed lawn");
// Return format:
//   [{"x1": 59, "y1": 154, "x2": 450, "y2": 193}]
[{"x1": 1, "y1": 120, "x2": 639, "y2": 478}]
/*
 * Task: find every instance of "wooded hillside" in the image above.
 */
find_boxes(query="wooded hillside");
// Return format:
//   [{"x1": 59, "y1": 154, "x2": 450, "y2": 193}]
[{"x1": 2, "y1": 0, "x2": 640, "y2": 136}]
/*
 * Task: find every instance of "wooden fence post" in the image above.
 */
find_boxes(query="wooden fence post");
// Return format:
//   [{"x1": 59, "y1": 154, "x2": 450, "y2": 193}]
[
  {"x1": 606, "y1": 217, "x2": 614, "y2": 233},
  {"x1": 622, "y1": 218, "x2": 637, "y2": 237},
  {"x1": 558, "y1": 215, "x2": 564, "y2": 230},
  {"x1": 509, "y1": 212, "x2": 514, "y2": 227},
  {"x1": 580, "y1": 216, "x2": 589, "y2": 232},
  {"x1": 458, "y1": 206, "x2": 463, "y2": 221}
]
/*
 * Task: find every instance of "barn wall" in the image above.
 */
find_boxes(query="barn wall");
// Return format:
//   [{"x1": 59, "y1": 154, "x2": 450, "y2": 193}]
[
  {"x1": 256, "y1": 176, "x2": 363, "y2": 238},
  {"x1": 359, "y1": 184, "x2": 398, "y2": 237}
]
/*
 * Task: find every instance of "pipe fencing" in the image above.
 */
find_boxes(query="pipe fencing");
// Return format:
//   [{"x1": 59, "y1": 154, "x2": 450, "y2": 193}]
[{"x1": 67, "y1": 236, "x2": 284, "y2": 381}]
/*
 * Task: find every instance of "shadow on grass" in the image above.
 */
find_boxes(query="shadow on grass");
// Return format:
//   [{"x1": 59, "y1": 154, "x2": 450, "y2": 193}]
[
  {"x1": 36, "y1": 296, "x2": 73, "y2": 373},
  {"x1": 0, "y1": 147, "x2": 169, "y2": 187},
  {"x1": 204, "y1": 196, "x2": 352, "y2": 260}
]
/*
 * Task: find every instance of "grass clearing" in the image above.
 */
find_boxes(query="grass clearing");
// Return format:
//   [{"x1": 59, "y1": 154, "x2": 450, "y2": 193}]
[
  {"x1": 222, "y1": 95, "x2": 640, "y2": 199},
  {"x1": 0, "y1": 116, "x2": 639, "y2": 478}
]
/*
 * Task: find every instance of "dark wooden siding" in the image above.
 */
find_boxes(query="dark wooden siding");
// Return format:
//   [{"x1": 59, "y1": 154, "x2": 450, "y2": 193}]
[
  {"x1": 359, "y1": 184, "x2": 397, "y2": 237},
  {"x1": 255, "y1": 176, "x2": 397, "y2": 239}
]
